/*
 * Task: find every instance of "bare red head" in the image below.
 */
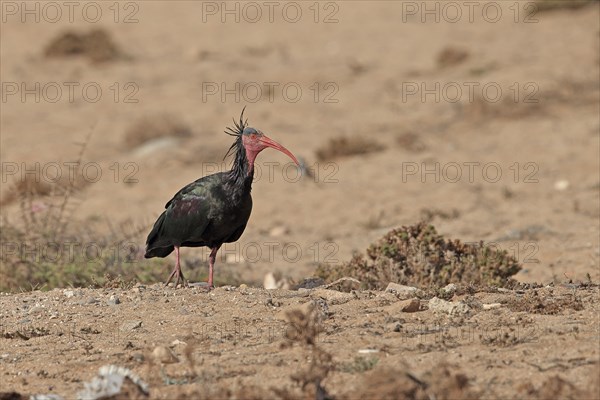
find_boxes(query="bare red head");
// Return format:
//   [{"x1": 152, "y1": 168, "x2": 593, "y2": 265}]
[{"x1": 241, "y1": 127, "x2": 299, "y2": 170}]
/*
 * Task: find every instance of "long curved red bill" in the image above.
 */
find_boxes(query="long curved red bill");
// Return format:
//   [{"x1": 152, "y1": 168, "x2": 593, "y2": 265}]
[{"x1": 259, "y1": 136, "x2": 299, "y2": 165}]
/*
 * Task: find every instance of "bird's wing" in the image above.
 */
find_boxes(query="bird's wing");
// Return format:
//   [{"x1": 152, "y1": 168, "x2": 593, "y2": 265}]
[
  {"x1": 154, "y1": 174, "x2": 227, "y2": 246},
  {"x1": 165, "y1": 175, "x2": 212, "y2": 209}
]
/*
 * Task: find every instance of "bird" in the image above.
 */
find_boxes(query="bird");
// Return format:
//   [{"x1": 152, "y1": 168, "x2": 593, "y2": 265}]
[{"x1": 144, "y1": 109, "x2": 299, "y2": 288}]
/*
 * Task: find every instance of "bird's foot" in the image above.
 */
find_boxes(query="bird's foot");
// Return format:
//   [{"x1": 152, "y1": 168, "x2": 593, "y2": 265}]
[
  {"x1": 164, "y1": 267, "x2": 187, "y2": 288},
  {"x1": 187, "y1": 281, "x2": 214, "y2": 290}
]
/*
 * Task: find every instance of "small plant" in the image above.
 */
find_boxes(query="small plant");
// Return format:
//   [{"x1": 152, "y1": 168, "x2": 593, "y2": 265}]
[
  {"x1": 0, "y1": 132, "x2": 152, "y2": 292},
  {"x1": 315, "y1": 135, "x2": 384, "y2": 161},
  {"x1": 340, "y1": 356, "x2": 379, "y2": 374},
  {"x1": 275, "y1": 303, "x2": 334, "y2": 400},
  {"x1": 317, "y1": 222, "x2": 521, "y2": 290}
]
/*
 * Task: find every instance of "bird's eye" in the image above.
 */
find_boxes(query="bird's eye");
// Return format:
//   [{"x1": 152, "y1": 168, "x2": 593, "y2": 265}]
[{"x1": 251, "y1": 134, "x2": 256, "y2": 139}]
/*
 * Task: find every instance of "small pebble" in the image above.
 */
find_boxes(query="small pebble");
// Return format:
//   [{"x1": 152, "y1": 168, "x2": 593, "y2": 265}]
[
  {"x1": 152, "y1": 346, "x2": 179, "y2": 364},
  {"x1": 28, "y1": 306, "x2": 44, "y2": 315},
  {"x1": 358, "y1": 349, "x2": 379, "y2": 354},
  {"x1": 398, "y1": 298, "x2": 421, "y2": 313},
  {"x1": 483, "y1": 303, "x2": 502, "y2": 310},
  {"x1": 442, "y1": 283, "x2": 457, "y2": 294},
  {"x1": 554, "y1": 180, "x2": 570, "y2": 191},
  {"x1": 269, "y1": 225, "x2": 289, "y2": 237},
  {"x1": 120, "y1": 320, "x2": 142, "y2": 332},
  {"x1": 264, "y1": 272, "x2": 278, "y2": 290}
]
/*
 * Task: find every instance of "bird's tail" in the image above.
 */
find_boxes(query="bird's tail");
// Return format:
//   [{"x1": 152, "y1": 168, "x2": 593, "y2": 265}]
[{"x1": 144, "y1": 211, "x2": 174, "y2": 258}]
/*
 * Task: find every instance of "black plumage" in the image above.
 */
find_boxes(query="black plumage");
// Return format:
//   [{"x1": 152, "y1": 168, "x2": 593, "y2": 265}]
[{"x1": 144, "y1": 110, "x2": 298, "y2": 287}]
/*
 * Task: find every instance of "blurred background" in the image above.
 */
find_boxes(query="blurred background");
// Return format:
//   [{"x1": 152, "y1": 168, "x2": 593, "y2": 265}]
[{"x1": 1, "y1": 0, "x2": 598, "y2": 290}]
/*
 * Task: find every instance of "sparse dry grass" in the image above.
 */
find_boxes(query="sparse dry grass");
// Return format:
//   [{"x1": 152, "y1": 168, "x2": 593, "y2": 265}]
[
  {"x1": 123, "y1": 114, "x2": 192, "y2": 149},
  {"x1": 396, "y1": 132, "x2": 427, "y2": 152},
  {"x1": 315, "y1": 136, "x2": 384, "y2": 161},
  {"x1": 534, "y1": 0, "x2": 596, "y2": 12},
  {"x1": 0, "y1": 134, "x2": 159, "y2": 292},
  {"x1": 0, "y1": 169, "x2": 90, "y2": 207},
  {"x1": 44, "y1": 29, "x2": 122, "y2": 63},
  {"x1": 437, "y1": 46, "x2": 469, "y2": 68}
]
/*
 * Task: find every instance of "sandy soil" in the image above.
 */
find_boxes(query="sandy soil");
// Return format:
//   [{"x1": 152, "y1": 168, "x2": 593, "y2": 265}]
[{"x1": 1, "y1": 1, "x2": 599, "y2": 398}]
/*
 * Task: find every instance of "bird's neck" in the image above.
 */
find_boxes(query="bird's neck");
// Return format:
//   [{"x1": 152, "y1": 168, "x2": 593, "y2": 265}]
[{"x1": 227, "y1": 143, "x2": 255, "y2": 198}]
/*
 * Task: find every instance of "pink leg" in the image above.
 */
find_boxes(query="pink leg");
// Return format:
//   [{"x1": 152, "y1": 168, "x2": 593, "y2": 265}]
[
  {"x1": 165, "y1": 246, "x2": 186, "y2": 287},
  {"x1": 208, "y1": 246, "x2": 220, "y2": 288}
]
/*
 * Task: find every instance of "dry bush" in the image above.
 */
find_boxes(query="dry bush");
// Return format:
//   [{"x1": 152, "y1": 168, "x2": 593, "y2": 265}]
[
  {"x1": 44, "y1": 29, "x2": 122, "y2": 63},
  {"x1": 507, "y1": 289, "x2": 585, "y2": 314},
  {"x1": 315, "y1": 136, "x2": 384, "y2": 161},
  {"x1": 0, "y1": 190, "x2": 149, "y2": 291},
  {"x1": 123, "y1": 114, "x2": 192, "y2": 149},
  {"x1": 316, "y1": 222, "x2": 521, "y2": 290},
  {"x1": 347, "y1": 362, "x2": 479, "y2": 400},
  {"x1": 534, "y1": 0, "x2": 596, "y2": 12},
  {"x1": 1, "y1": 170, "x2": 90, "y2": 207},
  {"x1": 0, "y1": 135, "x2": 152, "y2": 292},
  {"x1": 519, "y1": 372, "x2": 600, "y2": 400},
  {"x1": 463, "y1": 79, "x2": 599, "y2": 122},
  {"x1": 275, "y1": 303, "x2": 334, "y2": 400},
  {"x1": 437, "y1": 46, "x2": 469, "y2": 68},
  {"x1": 396, "y1": 132, "x2": 427, "y2": 152}
]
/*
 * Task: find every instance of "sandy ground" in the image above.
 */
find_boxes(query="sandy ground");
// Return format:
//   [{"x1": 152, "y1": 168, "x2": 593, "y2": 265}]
[{"x1": 1, "y1": 1, "x2": 599, "y2": 398}]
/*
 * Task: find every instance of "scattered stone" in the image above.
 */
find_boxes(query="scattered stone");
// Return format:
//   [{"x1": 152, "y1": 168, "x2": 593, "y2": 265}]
[
  {"x1": 28, "y1": 306, "x2": 44, "y2": 315},
  {"x1": 324, "y1": 277, "x2": 361, "y2": 290},
  {"x1": 398, "y1": 298, "x2": 421, "y2": 313},
  {"x1": 119, "y1": 320, "x2": 142, "y2": 332},
  {"x1": 311, "y1": 288, "x2": 355, "y2": 305},
  {"x1": 269, "y1": 225, "x2": 289, "y2": 237},
  {"x1": 152, "y1": 346, "x2": 178, "y2": 364},
  {"x1": 554, "y1": 180, "x2": 570, "y2": 191},
  {"x1": 442, "y1": 283, "x2": 457, "y2": 294},
  {"x1": 63, "y1": 290, "x2": 75, "y2": 298},
  {"x1": 293, "y1": 278, "x2": 325, "y2": 290},
  {"x1": 132, "y1": 284, "x2": 146, "y2": 293},
  {"x1": 357, "y1": 349, "x2": 379, "y2": 354},
  {"x1": 31, "y1": 395, "x2": 65, "y2": 400},
  {"x1": 107, "y1": 296, "x2": 120, "y2": 305},
  {"x1": 265, "y1": 297, "x2": 282, "y2": 307},
  {"x1": 428, "y1": 297, "x2": 471, "y2": 316},
  {"x1": 77, "y1": 364, "x2": 149, "y2": 399},
  {"x1": 385, "y1": 283, "x2": 420, "y2": 298},
  {"x1": 263, "y1": 273, "x2": 278, "y2": 290},
  {"x1": 483, "y1": 303, "x2": 502, "y2": 310},
  {"x1": 79, "y1": 297, "x2": 99, "y2": 305}
]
